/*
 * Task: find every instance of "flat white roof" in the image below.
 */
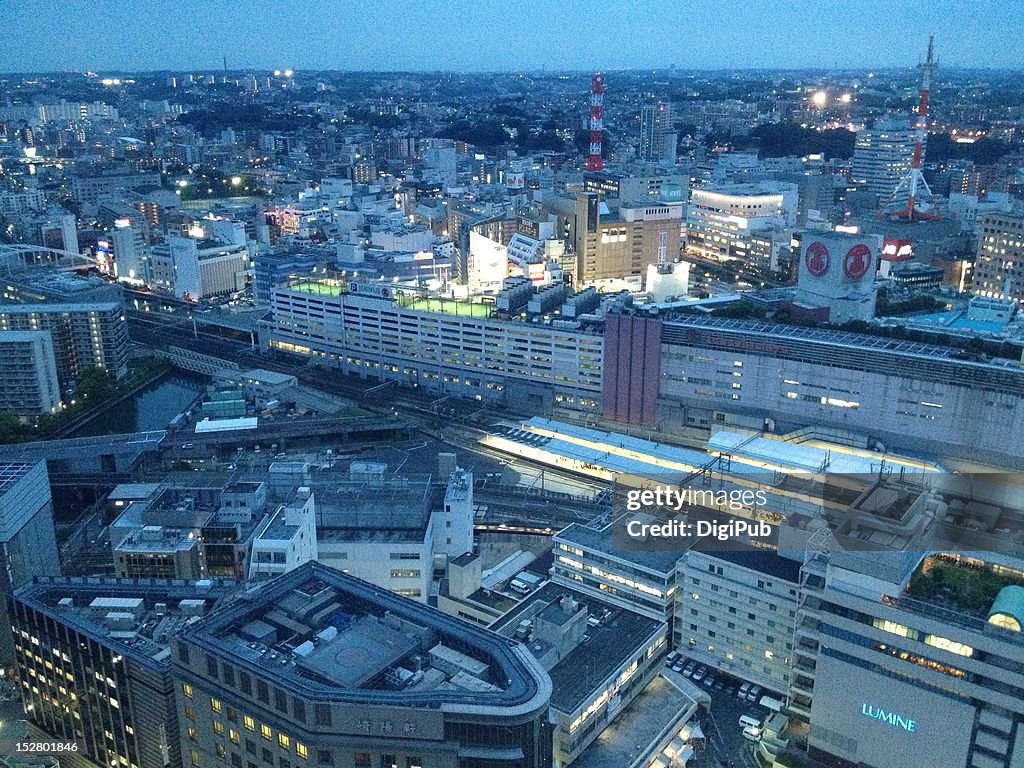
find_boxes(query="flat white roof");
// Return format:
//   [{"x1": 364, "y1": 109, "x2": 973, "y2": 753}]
[
  {"x1": 706, "y1": 431, "x2": 942, "y2": 474},
  {"x1": 195, "y1": 417, "x2": 258, "y2": 434}
]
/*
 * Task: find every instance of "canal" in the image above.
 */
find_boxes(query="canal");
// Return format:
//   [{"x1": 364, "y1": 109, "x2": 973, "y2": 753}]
[{"x1": 69, "y1": 370, "x2": 209, "y2": 437}]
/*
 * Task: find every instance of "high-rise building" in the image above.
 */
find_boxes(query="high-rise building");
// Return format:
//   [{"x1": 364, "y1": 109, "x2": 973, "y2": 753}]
[
  {"x1": 794, "y1": 540, "x2": 1024, "y2": 768},
  {"x1": 0, "y1": 330, "x2": 62, "y2": 415},
  {"x1": 253, "y1": 248, "x2": 329, "y2": 305},
  {"x1": 172, "y1": 561, "x2": 553, "y2": 768},
  {"x1": 971, "y1": 212, "x2": 1024, "y2": 304},
  {"x1": 112, "y1": 218, "x2": 147, "y2": 284},
  {"x1": 0, "y1": 270, "x2": 131, "y2": 383},
  {"x1": 573, "y1": 193, "x2": 683, "y2": 286},
  {"x1": 110, "y1": 481, "x2": 273, "y2": 581},
  {"x1": 685, "y1": 182, "x2": 798, "y2": 264},
  {"x1": 850, "y1": 118, "x2": 917, "y2": 199},
  {"x1": 675, "y1": 549, "x2": 800, "y2": 695},
  {"x1": 491, "y1": 582, "x2": 669, "y2": 767},
  {"x1": 639, "y1": 102, "x2": 673, "y2": 161},
  {"x1": 0, "y1": 461, "x2": 61, "y2": 664},
  {"x1": 152, "y1": 235, "x2": 251, "y2": 301},
  {"x1": 9, "y1": 577, "x2": 238, "y2": 768}
]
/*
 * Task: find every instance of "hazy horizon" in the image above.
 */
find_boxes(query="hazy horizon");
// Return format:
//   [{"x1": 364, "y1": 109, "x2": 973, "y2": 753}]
[{"x1": 2, "y1": 0, "x2": 1022, "y2": 74}]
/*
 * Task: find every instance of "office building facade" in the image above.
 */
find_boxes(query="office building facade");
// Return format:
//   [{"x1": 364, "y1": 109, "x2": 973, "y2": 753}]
[
  {"x1": 9, "y1": 577, "x2": 237, "y2": 768},
  {"x1": 605, "y1": 313, "x2": 1024, "y2": 467},
  {"x1": 573, "y1": 193, "x2": 683, "y2": 285},
  {"x1": 263, "y1": 279, "x2": 603, "y2": 416},
  {"x1": 685, "y1": 182, "x2": 798, "y2": 264},
  {"x1": 0, "y1": 461, "x2": 61, "y2": 665},
  {"x1": 551, "y1": 523, "x2": 680, "y2": 624},
  {"x1": 160, "y1": 236, "x2": 252, "y2": 301},
  {"x1": 675, "y1": 549, "x2": 800, "y2": 695},
  {"x1": 850, "y1": 120, "x2": 916, "y2": 199},
  {"x1": 172, "y1": 562, "x2": 553, "y2": 768},
  {"x1": 971, "y1": 212, "x2": 1024, "y2": 304},
  {"x1": 795, "y1": 550, "x2": 1024, "y2": 768},
  {"x1": 0, "y1": 330, "x2": 62, "y2": 415}
]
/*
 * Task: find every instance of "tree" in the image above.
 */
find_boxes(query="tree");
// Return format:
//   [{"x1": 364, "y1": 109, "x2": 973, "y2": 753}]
[{"x1": 0, "y1": 412, "x2": 29, "y2": 444}]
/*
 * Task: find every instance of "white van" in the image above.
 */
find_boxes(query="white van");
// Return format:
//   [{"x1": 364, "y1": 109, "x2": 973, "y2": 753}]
[
  {"x1": 742, "y1": 725, "x2": 762, "y2": 742},
  {"x1": 738, "y1": 715, "x2": 761, "y2": 730}
]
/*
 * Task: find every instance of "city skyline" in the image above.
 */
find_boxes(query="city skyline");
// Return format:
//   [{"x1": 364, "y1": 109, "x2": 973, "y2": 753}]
[
  {"x1": 2, "y1": 0, "x2": 1024, "y2": 73},
  {"x1": 3, "y1": 3, "x2": 1024, "y2": 764}
]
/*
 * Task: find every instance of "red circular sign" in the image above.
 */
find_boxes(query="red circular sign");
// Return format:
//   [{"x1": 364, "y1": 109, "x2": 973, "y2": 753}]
[
  {"x1": 805, "y1": 241, "x2": 830, "y2": 277},
  {"x1": 844, "y1": 244, "x2": 872, "y2": 280}
]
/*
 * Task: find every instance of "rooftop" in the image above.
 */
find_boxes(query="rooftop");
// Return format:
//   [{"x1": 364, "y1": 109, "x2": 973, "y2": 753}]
[
  {"x1": 13, "y1": 577, "x2": 238, "y2": 670},
  {"x1": 177, "y1": 562, "x2": 551, "y2": 713},
  {"x1": 1, "y1": 269, "x2": 122, "y2": 303},
  {"x1": 688, "y1": 542, "x2": 803, "y2": 583},
  {"x1": 491, "y1": 582, "x2": 664, "y2": 713},
  {"x1": 0, "y1": 461, "x2": 36, "y2": 494},
  {"x1": 556, "y1": 523, "x2": 683, "y2": 577},
  {"x1": 316, "y1": 480, "x2": 436, "y2": 532},
  {"x1": 908, "y1": 555, "x2": 1024, "y2": 621},
  {"x1": 665, "y1": 315, "x2": 1024, "y2": 372}
]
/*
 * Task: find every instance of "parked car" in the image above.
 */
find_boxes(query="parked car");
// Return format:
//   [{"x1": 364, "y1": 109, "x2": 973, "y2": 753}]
[
  {"x1": 682, "y1": 661, "x2": 697, "y2": 677},
  {"x1": 666, "y1": 651, "x2": 680, "y2": 665},
  {"x1": 692, "y1": 665, "x2": 707, "y2": 682},
  {"x1": 747, "y1": 685, "x2": 762, "y2": 702},
  {"x1": 739, "y1": 682, "x2": 751, "y2": 699}
]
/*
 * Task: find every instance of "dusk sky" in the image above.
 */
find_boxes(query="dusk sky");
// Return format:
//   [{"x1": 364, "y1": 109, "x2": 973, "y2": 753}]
[{"x1": 2, "y1": 0, "x2": 1023, "y2": 73}]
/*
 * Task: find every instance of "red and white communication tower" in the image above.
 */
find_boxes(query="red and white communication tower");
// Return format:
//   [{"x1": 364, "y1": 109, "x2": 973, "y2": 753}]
[
  {"x1": 883, "y1": 35, "x2": 941, "y2": 221},
  {"x1": 586, "y1": 72, "x2": 605, "y2": 171}
]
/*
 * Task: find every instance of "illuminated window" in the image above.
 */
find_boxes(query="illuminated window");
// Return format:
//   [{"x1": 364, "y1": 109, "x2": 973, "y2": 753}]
[
  {"x1": 182, "y1": 683, "x2": 193, "y2": 698},
  {"x1": 278, "y1": 734, "x2": 290, "y2": 750},
  {"x1": 213, "y1": 722, "x2": 224, "y2": 735},
  {"x1": 243, "y1": 716, "x2": 255, "y2": 731},
  {"x1": 924, "y1": 634, "x2": 974, "y2": 657},
  {"x1": 229, "y1": 729, "x2": 239, "y2": 744},
  {"x1": 211, "y1": 698, "x2": 222, "y2": 713},
  {"x1": 261, "y1": 724, "x2": 272, "y2": 741},
  {"x1": 296, "y1": 743, "x2": 308, "y2": 760},
  {"x1": 873, "y1": 618, "x2": 916, "y2": 639},
  {"x1": 191, "y1": 751, "x2": 200, "y2": 767}
]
